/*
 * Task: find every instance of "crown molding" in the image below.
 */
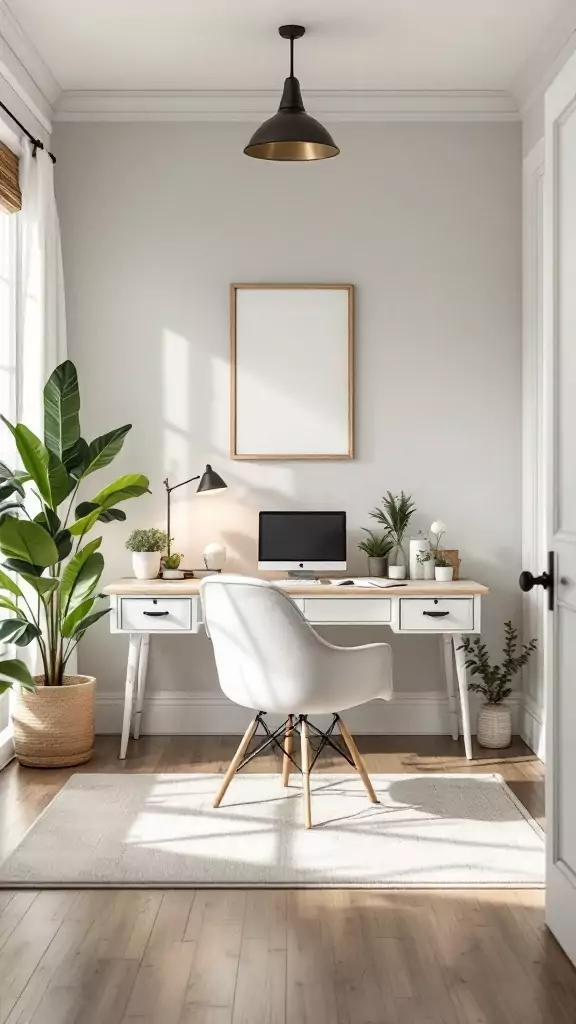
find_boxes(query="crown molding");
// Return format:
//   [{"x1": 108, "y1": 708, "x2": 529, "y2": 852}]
[
  {"x1": 512, "y1": 1, "x2": 576, "y2": 113},
  {"x1": 0, "y1": 6, "x2": 60, "y2": 133},
  {"x1": 54, "y1": 88, "x2": 520, "y2": 123}
]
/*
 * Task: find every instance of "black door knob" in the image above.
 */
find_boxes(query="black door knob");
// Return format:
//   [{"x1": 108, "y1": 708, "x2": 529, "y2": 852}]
[
  {"x1": 519, "y1": 552, "x2": 555, "y2": 611},
  {"x1": 518, "y1": 570, "x2": 550, "y2": 593}
]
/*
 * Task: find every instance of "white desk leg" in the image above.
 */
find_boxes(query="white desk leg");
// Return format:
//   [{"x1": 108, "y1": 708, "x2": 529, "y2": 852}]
[
  {"x1": 441, "y1": 635, "x2": 459, "y2": 741},
  {"x1": 133, "y1": 634, "x2": 150, "y2": 740},
  {"x1": 120, "y1": 634, "x2": 141, "y2": 760},
  {"x1": 453, "y1": 633, "x2": 473, "y2": 760}
]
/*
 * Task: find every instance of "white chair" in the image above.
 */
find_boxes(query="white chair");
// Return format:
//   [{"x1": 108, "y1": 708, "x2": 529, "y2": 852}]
[{"x1": 200, "y1": 574, "x2": 393, "y2": 828}]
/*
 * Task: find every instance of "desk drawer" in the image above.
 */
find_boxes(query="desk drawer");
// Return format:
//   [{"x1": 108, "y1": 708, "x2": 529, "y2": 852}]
[
  {"x1": 303, "y1": 598, "x2": 391, "y2": 624},
  {"x1": 120, "y1": 597, "x2": 193, "y2": 631},
  {"x1": 399, "y1": 598, "x2": 474, "y2": 632}
]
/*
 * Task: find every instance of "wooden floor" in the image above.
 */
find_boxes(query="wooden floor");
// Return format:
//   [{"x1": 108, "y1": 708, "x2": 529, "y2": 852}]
[{"x1": 0, "y1": 733, "x2": 571, "y2": 1024}]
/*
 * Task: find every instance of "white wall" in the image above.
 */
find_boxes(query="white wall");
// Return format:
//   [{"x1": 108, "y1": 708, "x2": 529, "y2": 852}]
[{"x1": 53, "y1": 120, "x2": 522, "y2": 732}]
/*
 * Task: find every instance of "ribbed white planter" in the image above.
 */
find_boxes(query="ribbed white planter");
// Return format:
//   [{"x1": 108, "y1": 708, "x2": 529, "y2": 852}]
[{"x1": 477, "y1": 703, "x2": 512, "y2": 749}]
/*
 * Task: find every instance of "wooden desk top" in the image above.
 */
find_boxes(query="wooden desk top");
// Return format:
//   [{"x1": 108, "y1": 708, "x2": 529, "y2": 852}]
[{"x1": 104, "y1": 576, "x2": 489, "y2": 598}]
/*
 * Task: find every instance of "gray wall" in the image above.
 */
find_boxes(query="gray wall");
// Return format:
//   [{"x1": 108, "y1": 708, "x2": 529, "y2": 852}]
[{"x1": 54, "y1": 120, "x2": 522, "y2": 720}]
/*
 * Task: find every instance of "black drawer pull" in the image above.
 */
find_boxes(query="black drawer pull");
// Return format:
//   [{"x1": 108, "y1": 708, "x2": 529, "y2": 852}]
[
  {"x1": 143, "y1": 610, "x2": 170, "y2": 617},
  {"x1": 423, "y1": 610, "x2": 450, "y2": 617}
]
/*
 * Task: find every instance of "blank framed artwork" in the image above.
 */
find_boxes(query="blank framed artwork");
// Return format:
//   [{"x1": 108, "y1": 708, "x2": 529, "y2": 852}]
[{"x1": 230, "y1": 284, "x2": 354, "y2": 460}]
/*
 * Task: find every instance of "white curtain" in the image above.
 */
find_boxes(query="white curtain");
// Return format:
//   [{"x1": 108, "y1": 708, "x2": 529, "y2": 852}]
[
  {"x1": 12, "y1": 140, "x2": 70, "y2": 700},
  {"x1": 17, "y1": 139, "x2": 67, "y2": 433}
]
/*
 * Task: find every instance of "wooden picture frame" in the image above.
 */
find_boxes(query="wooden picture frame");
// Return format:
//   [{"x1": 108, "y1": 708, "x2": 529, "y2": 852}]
[{"x1": 230, "y1": 283, "x2": 354, "y2": 460}]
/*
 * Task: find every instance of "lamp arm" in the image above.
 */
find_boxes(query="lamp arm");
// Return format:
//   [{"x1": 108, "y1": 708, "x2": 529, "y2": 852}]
[
  {"x1": 163, "y1": 474, "x2": 201, "y2": 560},
  {"x1": 163, "y1": 474, "x2": 200, "y2": 494}
]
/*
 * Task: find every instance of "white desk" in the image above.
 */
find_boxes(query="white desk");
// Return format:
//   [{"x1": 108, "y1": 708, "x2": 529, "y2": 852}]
[{"x1": 104, "y1": 576, "x2": 488, "y2": 761}]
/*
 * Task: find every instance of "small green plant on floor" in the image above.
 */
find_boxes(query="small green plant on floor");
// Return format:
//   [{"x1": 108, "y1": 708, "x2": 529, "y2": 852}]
[{"x1": 458, "y1": 622, "x2": 538, "y2": 704}]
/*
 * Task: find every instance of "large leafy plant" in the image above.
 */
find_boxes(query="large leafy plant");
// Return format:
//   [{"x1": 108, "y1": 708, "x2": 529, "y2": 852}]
[
  {"x1": 458, "y1": 622, "x2": 537, "y2": 704},
  {"x1": 0, "y1": 360, "x2": 149, "y2": 692}
]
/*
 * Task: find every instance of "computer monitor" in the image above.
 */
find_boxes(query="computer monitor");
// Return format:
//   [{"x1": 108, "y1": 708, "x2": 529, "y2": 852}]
[{"x1": 258, "y1": 511, "x2": 347, "y2": 574}]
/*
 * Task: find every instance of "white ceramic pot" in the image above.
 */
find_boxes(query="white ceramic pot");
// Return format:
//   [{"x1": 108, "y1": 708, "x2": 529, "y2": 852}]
[
  {"x1": 132, "y1": 551, "x2": 161, "y2": 580},
  {"x1": 162, "y1": 569, "x2": 184, "y2": 580},
  {"x1": 435, "y1": 566, "x2": 453, "y2": 582},
  {"x1": 477, "y1": 702, "x2": 512, "y2": 748},
  {"x1": 422, "y1": 559, "x2": 435, "y2": 580},
  {"x1": 388, "y1": 564, "x2": 407, "y2": 580}
]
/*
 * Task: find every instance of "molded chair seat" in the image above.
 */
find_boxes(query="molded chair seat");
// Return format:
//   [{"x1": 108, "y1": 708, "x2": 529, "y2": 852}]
[{"x1": 200, "y1": 574, "x2": 393, "y2": 828}]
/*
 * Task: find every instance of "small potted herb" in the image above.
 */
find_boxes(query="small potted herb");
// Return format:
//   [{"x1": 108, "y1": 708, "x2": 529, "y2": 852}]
[
  {"x1": 427, "y1": 520, "x2": 452, "y2": 581},
  {"x1": 434, "y1": 554, "x2": 453, "y2": 583},
  {"x1": 459, "y1": 623, "x2": 537, "y2": 747},
  {"x1": 162, "y1": 551, "x2": 184, "y2": 580},
  {"x1": 370, "y1": 491, "x2": 416, "y2": 579},
  {"x1": 357, "y1": 529, "x2": 393, "y2": 577},
  {"x1": 126, "y1": 528, "x2": 168, "y2": 580}
]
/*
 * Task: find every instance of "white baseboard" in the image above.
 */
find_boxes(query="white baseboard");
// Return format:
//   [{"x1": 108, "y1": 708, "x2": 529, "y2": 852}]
[
  {"x1": 0, "y1": 725, "x2": 14, "y2": 770},
  {"x1": 519, "y1": 694, "x2": 545, "y2": 761},
  {"x1": 95, "y1": 689, "x2": 522, "y2": 737}
]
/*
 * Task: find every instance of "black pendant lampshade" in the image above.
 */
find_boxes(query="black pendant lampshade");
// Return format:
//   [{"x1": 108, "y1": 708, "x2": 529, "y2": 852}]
[
  {"x1": 196, "y1": 464, "x2": 227, "y2": 493},
  {"x1": 244, "y1": 25, "x2": 339, "y2": 162}
]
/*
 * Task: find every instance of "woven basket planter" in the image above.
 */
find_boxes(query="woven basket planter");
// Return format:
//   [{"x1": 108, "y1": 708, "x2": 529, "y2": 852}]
[
  {"x1": 12, "y1": 675, "x2": 95, "y2": 768},
  {"x1": 477, "y1": 702, "x2": 512, "y2": 749}
]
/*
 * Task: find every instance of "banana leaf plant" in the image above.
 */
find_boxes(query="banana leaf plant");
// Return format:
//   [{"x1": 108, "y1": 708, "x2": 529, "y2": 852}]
[{"x1": 0, "y1": 360, "x2": 149, "y2": 692}]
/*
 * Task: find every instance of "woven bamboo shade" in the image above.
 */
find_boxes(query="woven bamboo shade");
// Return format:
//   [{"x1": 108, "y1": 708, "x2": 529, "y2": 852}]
[{"x1": 0, "y1": 142, "x2": 21, "y2": 213}]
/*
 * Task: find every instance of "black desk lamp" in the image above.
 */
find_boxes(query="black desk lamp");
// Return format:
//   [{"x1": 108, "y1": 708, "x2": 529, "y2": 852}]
[{"x1": 163, "y1": 464, "x2": 227, "y2": 558}]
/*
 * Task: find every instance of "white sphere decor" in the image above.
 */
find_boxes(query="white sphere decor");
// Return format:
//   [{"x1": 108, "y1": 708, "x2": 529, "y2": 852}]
[{"x1": 203, "y1": 543, "x2": 226, "y2": 571}]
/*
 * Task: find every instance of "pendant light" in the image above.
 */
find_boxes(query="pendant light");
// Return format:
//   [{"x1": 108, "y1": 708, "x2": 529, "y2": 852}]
[{"x1": 244, "y1": 25, "x2": 339, "y2": 161}]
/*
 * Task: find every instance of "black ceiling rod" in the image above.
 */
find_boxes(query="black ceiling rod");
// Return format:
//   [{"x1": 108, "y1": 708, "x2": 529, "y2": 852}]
[{"x1": 0, "y1": 99, "x2": 56, "y2": 164}]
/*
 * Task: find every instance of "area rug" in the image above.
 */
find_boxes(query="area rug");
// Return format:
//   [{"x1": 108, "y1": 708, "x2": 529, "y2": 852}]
[{"x1": 0, "y1": 773, "x2": 544, "y2": 888}]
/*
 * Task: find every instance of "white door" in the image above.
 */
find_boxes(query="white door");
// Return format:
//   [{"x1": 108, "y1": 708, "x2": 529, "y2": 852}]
[{"x1": 542, "y1": 46, "x2": 576, "y2": 965}]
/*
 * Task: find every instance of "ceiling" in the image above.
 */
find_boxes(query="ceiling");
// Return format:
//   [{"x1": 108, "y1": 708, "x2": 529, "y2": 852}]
[{"x1": 4, "y1": 0, "x2": 568, "y2": 94}]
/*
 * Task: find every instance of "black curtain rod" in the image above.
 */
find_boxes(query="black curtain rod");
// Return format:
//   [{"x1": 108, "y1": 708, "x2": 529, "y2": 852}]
[{"x1": 0, "y1": 99, "x2": 56, "y2": 164}]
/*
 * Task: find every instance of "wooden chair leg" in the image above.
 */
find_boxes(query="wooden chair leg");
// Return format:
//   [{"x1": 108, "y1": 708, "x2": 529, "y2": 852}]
[
  {"x1": 213, "y1": 716, "x2": 259, "y2": 808},
  {"x1": 282, "y1": 715, "x2": 293, "y2": 787},
  {"x1": 338, "y1": 719, "x2": 379, "y2": 805},
  {"x1": 300, "y1": 717, "x2": 312, "y2": 829}
]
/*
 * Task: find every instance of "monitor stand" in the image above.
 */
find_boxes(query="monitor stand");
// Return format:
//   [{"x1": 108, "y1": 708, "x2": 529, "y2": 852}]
[{"x1": 287, "y1": 570, "x2": 319, "y2": 580}]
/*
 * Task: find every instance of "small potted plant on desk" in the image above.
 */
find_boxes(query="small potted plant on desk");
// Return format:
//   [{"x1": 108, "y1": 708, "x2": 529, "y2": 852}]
[
  {"x1": 459, "y1": 622, "x2": 537, "y2": 748},
  {"x1": 126, "y1": 528, "x2": 168, "y2": 580},
  {"x1": 433, "y1": 554, "x2": 453, "y2": 583},
  {"x1": 428, "y1": 520, "x2": 453, "y2": 581},
  {"x1": 357, "y1": 529, "x2": 393, "y2": 577},
  {"x1": 370, "y1": 491, "x2": 416, "y2": 580},
  {"x1": 0, "y1": 359, "x2": 150, "y2": 766},
  {"x1": 162, "y1": 551, "x2": 184, "y2": 580}
]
